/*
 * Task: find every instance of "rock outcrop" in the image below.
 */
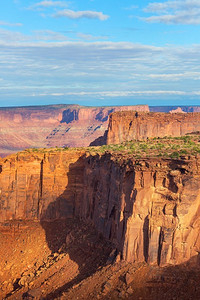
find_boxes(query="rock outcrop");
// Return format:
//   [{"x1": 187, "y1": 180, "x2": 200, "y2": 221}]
[
  {"x1": 0, "y1": 104, "x2": 148, "y2": 157},
  {"x1": 0, "y1": 150, "x2": 200, "y2": 266},
  {"x1": 106, "y1": 112, "x2": 200, "y2": 144},
  {"x1": 150, "y1": 106, "x2": 200, "y2": 113}
]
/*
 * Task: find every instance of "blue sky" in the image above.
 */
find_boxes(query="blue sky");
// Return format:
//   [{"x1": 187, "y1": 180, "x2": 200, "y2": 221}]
[{"x1": 0, "y1": 0, "x2": 200, "y2": 107}]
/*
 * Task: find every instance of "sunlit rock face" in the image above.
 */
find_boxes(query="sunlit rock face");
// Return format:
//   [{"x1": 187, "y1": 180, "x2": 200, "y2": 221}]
[
  {"x1": 106, "y1": 112, "x2": 200, "y2": 145},
  {"x1": 0, "y1": 150, "x2": 200, "y2": 266}
]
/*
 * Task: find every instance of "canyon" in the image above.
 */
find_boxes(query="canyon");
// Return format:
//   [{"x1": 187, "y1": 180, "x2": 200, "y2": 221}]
[
  {"x1": 1, "y1": 147, "x2": 200, "y2": 265},
  {"x1": 0, "y1": 104, "x2": 148, "y2": 157},
  {"x1": 1, "y1": 107, "x2": 200, "y2": 299},
  {"x1": 0, "y1": 137, "x2": 200, "y2": 298},
  {"x1": 0, "y1": 104, "x2": 199, "y2": 158}
]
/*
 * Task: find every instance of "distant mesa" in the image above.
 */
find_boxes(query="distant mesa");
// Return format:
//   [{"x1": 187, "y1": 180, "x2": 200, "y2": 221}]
[
  {"x1": 0, "y1": 104, "x2": 149, "y2": 157},
  {"x1": 150, "y1": 105, "x2": 200, "y2": 113}
]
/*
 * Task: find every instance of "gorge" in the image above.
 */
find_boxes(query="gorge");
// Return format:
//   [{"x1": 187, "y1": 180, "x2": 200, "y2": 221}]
[{"x1": 0, "y1": 109, "x2": 200, "y2": 299}]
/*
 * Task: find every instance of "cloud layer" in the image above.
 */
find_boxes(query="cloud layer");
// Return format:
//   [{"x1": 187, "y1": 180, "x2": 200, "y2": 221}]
[
  {"x1": 0, "y1": 29, "x2": 199, "y2": 104},
  {"x1": 0, "y1": 1, "x2": 200, "y2": 106},
  {"x1": 30, "y1": 1, "x2": 69, "y2": 9},
  {"x1": 143, "y1": 0, "x2": 200, "y2": 24},
  {"x1": 53, "y1": 9, "x2": 109, "y2": 20},
  {"x1": 0, "y1": 21, "x2": 22, "y2": 27}
]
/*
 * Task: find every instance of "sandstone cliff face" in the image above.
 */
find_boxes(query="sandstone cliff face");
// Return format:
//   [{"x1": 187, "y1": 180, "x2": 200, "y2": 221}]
[
  {"x1": 0, "y1": 150, "x2": 85, "y2": 221},
  {"x1": 106, "y1": 112, "x2": 200, "y2": 144},
  {"x1": 0, "y1": 105, "x2": 148, "y2": 157},
  {"x1": 83, "y1": 154, "x2": 200, "y2": 266},
  {"x1": 0, "y1": 150, "x2": 200, "y2": 266}
]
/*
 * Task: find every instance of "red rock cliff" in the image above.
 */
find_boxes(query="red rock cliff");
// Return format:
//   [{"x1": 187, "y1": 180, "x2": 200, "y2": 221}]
[
  {"x1": 106, "y1": 112, "x2": 200, "y2": 144},
  {"x1": 0, "y1": 150, "x2": 200, "y2": 266}
]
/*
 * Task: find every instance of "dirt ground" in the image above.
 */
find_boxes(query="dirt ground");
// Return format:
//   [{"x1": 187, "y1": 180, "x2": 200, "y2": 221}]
[{"x1": 0, "y1": 219, "x2": 200, "y2": 300}]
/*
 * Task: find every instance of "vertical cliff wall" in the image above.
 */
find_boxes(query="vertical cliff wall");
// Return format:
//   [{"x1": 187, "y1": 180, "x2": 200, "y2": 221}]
[
  {"x1": 82, "y1": 154, "x2": 200, "y2": 266},
  {"x1": 0, "y1": 150, "x2": 85, "y2": 221},
  {"x1": 106, "y1": 112, "x2": 200, "y2": 144},
  {"x1": 0, "y1": 150, "x2": 200, "y2": 266}
]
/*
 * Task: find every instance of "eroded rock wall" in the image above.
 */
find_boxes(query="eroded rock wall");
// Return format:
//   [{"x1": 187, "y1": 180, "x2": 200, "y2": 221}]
[
  {"x1": 82, "y1": 154, "x2": 200, "y2": 266},
  {"x1": 0, "y1": 151, "x2": 200, "y2": 266},
  {"x1": 0, "y1": 151, "x2": 85, "y2": 221},
  {"x1": 106, "y1": 112, "x2": 200, "y2": 144}
]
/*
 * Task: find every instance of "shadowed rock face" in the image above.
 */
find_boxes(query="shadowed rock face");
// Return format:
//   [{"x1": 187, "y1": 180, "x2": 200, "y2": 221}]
[
  {"x1": 0, "y1": 150, "x2": 200, "y2": 266},
  {"x1": 106, "y1": 112, "x2": 200, "y2": 144},
  {"x1": 0, "y1": 104, "x2": 149, "y2": 157}
]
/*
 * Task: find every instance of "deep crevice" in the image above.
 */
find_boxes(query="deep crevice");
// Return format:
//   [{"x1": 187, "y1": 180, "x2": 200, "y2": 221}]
[
  {"x1": 143, "y1": 216, "x2": 149, "y2": 262},
  {"x1": 37, "y1": 159, "x2": 43, "y2": 218},
  {"x1": 157, "y1": 227, "x2": 164, "y2": 266}
]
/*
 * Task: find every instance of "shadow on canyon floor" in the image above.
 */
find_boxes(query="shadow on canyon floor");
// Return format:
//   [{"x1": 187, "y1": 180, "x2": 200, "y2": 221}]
[
  {"x1": 38, "y1": 156, "x2": 113, "y2": 299},
  {"x1": 133, "y1": 254, "x2": 200, "y2": 300},
  {"x1": 37, "y1": 154, "x2": 148, "y2": 299}
]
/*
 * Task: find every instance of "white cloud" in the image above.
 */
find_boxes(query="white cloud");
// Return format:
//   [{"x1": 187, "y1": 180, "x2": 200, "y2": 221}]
[
  {"x1": 143, "y1": 0, "x2": 200, "y2": 24},
  {"x1": 14, "y1": 90, "x2": 189, "y2": 98},
  {"x1": 53, "y1": 9, "x2": 109, "y2": 20},
  {"x1": 33, "y1": 30, "x2": 68, "y2": 41},
  {"x1": 0, "y1": 28, "x2": 28, "y2": 43},
  {"x1": 136, "y1": 72, "x2": 200, "y2": 81},
  {"x1": 29, "y1": 1, "x2": 69, "y2": 9},
  {"x1": 0, "y1": 30, "x2": 200, "y2": 101},
  {"x1": 144, "y1": 0, "x2": 200, "y2": 13},
  {"x1": 0, "y1": 21, "x2": 22, "y2": 27},
  {"x1": 76, "y1": 32, "x2": 108, "y2": 41}
]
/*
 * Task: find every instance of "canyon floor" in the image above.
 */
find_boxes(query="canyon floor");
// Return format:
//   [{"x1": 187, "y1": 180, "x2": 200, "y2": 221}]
[
  {"x1": 1, "y1": 135, "x2": 200, "y2": 299},
  {"x1": 1, "y1": 219, "x2": 200, "y2": 300}
]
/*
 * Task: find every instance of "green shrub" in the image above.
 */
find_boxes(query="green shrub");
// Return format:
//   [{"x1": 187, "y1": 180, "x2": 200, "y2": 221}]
[{"x1": 170, "y1": 151, "x2": 180, "y2": 159}]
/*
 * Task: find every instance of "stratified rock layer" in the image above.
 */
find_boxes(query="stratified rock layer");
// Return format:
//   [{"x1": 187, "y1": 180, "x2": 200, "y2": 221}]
[
  {"x1": 106, "y1": 112, "x2": 200, "y2": 144},
  {"x1": 0, "y1": 104, "x2": 148, "y2": 157},
  {"x1": 0, "y1": 150, "x2": 200, "y2": 266}
]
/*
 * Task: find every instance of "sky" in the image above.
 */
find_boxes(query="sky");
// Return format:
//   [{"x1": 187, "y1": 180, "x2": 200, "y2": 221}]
[{"x1": 0, "y1": 0, "x2": 200, "y2": 107}]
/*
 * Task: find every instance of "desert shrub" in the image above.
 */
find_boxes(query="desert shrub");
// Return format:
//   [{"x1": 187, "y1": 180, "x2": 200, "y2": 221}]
[
  {"x1": 170, "y1": 151, "x2": 179, "y2": 159},
  {"x1": 163, "y1": 152, "x2": 169, "y2": 157},
  {"x1": 180, "y1": 149, "x2": 188, "y2": 155},
  {"x1": 171, "y1": 144, "x2": 180, "y2": 150},
  {"x1": 156, "y1": 143, "x2": 165, "y2": 150},
  {"x1": 192, "y1": 146, "x2": 200, "y2": 153},
  {"x1": 139, "y1": 143, "x2": 148, "y2": 151},
  {"x1": 157, "y1": 153, "x2": 162, "y2": 157}
]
